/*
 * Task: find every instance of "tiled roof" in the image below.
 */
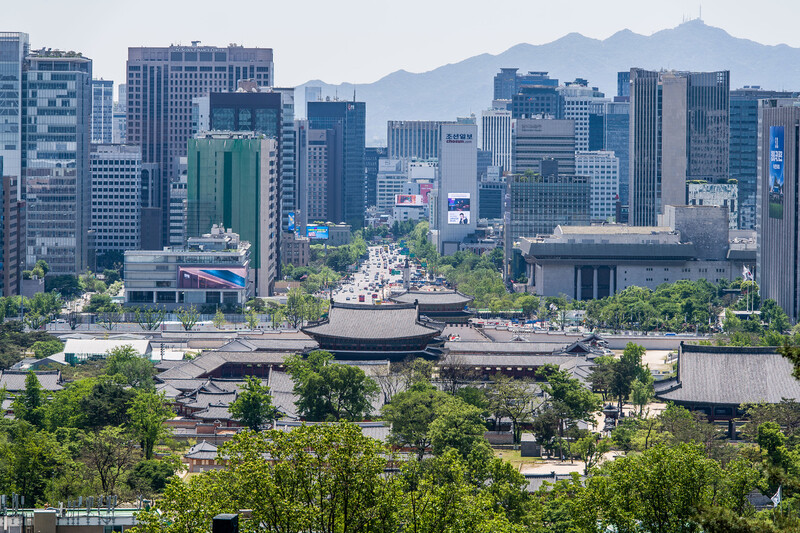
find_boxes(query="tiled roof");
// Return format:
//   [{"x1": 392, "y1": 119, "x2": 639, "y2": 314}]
[
  {"x1": 445, "y1": 341, "x2": 573, "y2": 354},
  {"x1": 274, "y1": 420, "x2": 391, "y2": 442},
  {"x1": 156, "y1": 351, "x2": 288, "y2": 380},
  {"x1": 181, "y1": 391, "x2": 237, "y2": 409},
  {"x1": 193, "y1": 404, "x2": 234, "y2": 421},
  {"x1": 185, "y1": 440, "x2": 219, "y2": 460},
  {"x1": 391, "y1": 290, "x2": 473, "y2": 306},
  {"x1": 302, "y1": 303, "x2": 443, "y2": 340},
  {"x1": 0, "y1": 370, "x2": 63, "y2": 392},
  {"x1": 655, "y1": 344, "x2": 800, "y2": 405}
]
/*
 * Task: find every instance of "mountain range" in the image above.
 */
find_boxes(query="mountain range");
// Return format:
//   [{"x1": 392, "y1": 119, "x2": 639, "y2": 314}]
[{"x1": 293, "y1": 19, "x2": 800, "y2": 144}]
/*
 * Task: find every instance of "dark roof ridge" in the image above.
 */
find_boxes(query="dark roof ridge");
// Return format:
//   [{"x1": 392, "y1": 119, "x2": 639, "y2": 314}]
[{"x1": 681, "y1": 343, "x2": 777, "y2": 354}]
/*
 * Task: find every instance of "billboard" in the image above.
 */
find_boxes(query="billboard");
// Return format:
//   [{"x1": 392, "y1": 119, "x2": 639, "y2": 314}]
[
  {"x1": 287, "y1": 212, "x2": 296, "y2": 232},
  {"x1": 306, "y1": 225, "x2": 329, "y2": 239},
  {"x1": 178, "y1": 267, "x2": 247, "y2": 289},
  {"x1": 769, "y1": 126, "x2": 785, "y2": 219},
  {"x1": 419, "y1": 183, "x2": 433, "y2": 204},
  {"x1": 447, "y1": 193, "x2": 471, "y2": 225},
  {"x1": 395, "y1": 194, "x2": 423, "y2": 206}
]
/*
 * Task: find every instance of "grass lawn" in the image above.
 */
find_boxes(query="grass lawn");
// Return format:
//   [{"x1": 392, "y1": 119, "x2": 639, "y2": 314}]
[{"x1": 493, "y1": 448, "x2": 541, "y2": 471}]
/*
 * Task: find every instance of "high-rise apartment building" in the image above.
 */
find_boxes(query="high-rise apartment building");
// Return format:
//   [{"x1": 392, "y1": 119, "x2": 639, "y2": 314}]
[
  {"x1": 187, "y1": 132, "x2": 279, "y2": 295},
  {"x1": 435, "y1": 124, "x2": 478, "y2": 254},
  {"x1": 23, "y1": 50, "x2": 92, "y2": 275},
  {"x1": 90, "y1": 145, "x2": 142, "y2": 253},
  {"x1": 730, "y1": 87, "x2": 797, "y2": 230},
  {"x1": 0, "y1": 33, "x2": 29, "y2": 200},
  {"x1": 307, "y1": 100, "x2": 366, "y2": 226},
  {"x1": 126, "y1": 43, "x2": 274, "y2": 246},
  {"x1": 513, "y1": 119, "x2": 576, "y2": 175},
  {"x1": 576, "y1": 151, "x2": 619, "y2": 221},
  {"x1": 91, "y1": 79, "x2": 113, "y2": 144},
  {"x1": 756, "y1": 99, "x2": 800, "y2": 321},
  {"x1": 1, "y1": 175, "x2": 24, "y2": 296},
  {"x1": 387, "y1": 120, "x2": 448, "y2": 161},
  {"x1": 481, "y1": 108, "x2": 513, "y2": 171},
  {"x1": 365, "y1": 146, "x2": 387, "y2": 207},
  {"x1": 629, "y1": 68, "x2": 730, "y2": 226}
]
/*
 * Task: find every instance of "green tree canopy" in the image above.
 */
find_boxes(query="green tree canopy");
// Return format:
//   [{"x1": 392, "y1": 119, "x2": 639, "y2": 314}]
[{"x1": 228, "y1": 376, "x2": 279, "y2": 431}]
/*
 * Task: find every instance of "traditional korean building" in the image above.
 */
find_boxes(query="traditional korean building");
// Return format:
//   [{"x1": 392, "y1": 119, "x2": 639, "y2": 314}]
[
  {"x1": 654, "y1": 343, "x2": 800, "y2": 421},
  {"x1": 390, "y1": 290, "x2": 474, "y2": 323},
  {"x1": 301, "y1": 302, "x2": 445, "y2": 360}
]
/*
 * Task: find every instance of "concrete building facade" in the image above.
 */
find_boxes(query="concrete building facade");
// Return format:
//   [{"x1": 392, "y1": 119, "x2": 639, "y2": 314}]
[
  {"x1": 91, "y1": 79, "x2": 113, "y2": 144},
  {"x1": 576, "y1": 151, "x2": 620, "y2": 221},
  {"x1": 387, "y1": 120, "x2": 448, "y2": 161},
  {"x1": 513, "y1": 119, "x2": 575, "y2": 175},
  {"x1": 481, "y1": 108, "x2": 513, "y2": 171},
  {"x1": 90, "y1": 144, "x2": 142, "y2": 253},
  {"x1": 435, "y1": 124, "x2": 478, "y2": 254}
]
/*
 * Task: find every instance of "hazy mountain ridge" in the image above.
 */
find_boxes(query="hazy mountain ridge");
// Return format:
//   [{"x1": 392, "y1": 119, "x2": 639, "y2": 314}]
[{"x1": 295, "y1": 20, "x2": 800, "y2": 144}]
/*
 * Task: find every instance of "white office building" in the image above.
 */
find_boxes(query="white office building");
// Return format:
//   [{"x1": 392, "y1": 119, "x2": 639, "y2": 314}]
[
  {"x1": 90, "y1": 144, "x2": 142, "y2": 252},
  {"x1": 169, "y1": 172, "x2": 188, "y2": 246},
  {"x1": 376, "y1": 158, "x2": 407, "y2": 212},
  {"x1": 576, "y1": 151, "x2": 619, "y2": 222},
  {"x1": 481, "y1": 108, "x2": 513, "y2": 171},
  {"x1": 558, "y1": 84, "x2": 608, "y2": 152},
  {"x1": 435, "y1": 124, "x2": 478, "y2": 254},
  {"x1": 91, "y1": 79, "x2": 113, "y2": 144}
]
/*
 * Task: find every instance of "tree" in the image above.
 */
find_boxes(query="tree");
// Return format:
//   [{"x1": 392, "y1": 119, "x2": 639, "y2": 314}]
[
  {"x1": 127, "y1": 390, "x2": 173, "y2": 460},
  {"x1": 85, "y1": 293, "x2": 115, "y2": 313},
  {"x1": 80, "y1": 376, "x2": 135, "y2": 429},
  {"x1": 610, "y1": 342, "x2": 649, "y2": 411},
  {"x1": 428, "y1": 397, "x2": 488, "y2": 458},
  {"x1": 245, "y1": 308, "x2": 259, "y2": 330},
  {"x1": 212, "y1": 308, "x2": 226, "y2": 329},
  {"x1": 570, "y1": 433, "x2": 611, "y2": 475},
  {"x1": 82, "y1": 426, "x2": 139, "y2": 494},
  {"x1": 105, "y1": 344, "x2": 155, "y2": 389},
  {"x1": 286, "y1": 350, "x2": 379, "y2": 421},
  {"x1": 228, "y1": 376, "x2": 279, "y2": 431},
  {"x1": 486, "y1": 374, "x2": 542, "y2": 445},
  {"x1": 97, "y1": 304, "x2": 122, "y2": 330},
  {"x1": 134, "y1": 305, "x2": 166, "y2": 331},
  {"x1": 45, "y1": 275, "x2": 82, "y2": 298},
  {"x1": 382, "y1": 382, "x2": 449, "y2": 459},
  {"x1": 588, "y1": 355, "x2": 615, "y2": 401},
  {"x1": 630, "y1": 374, "x2": 655, "y2": 417},
  {"x1": 538, "y1": 365, "x2": 600, "y2": 457},
  {"x1": 12, "y1": 372, "x2": 46, "y2": 428},
  {"x1": 126, "y1": 458, "x2": 178, "y2": 495},
  {"x1": 23, "y1": 312, "x2": 49, "y2": 330},
  {"x1": 31, "y1": 339, "x2": 63, "y2": 359},
  {"x1": 285, "y1": 287, "x2": 305, "y2": 328},
  {"x1": 176, "y1": 305, "x2": 199, "y2": 331}
]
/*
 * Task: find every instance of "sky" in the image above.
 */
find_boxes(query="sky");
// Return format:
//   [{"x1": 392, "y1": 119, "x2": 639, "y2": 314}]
[{"x1": 4, "y1": 0, "x2": 800, "y2": 93}]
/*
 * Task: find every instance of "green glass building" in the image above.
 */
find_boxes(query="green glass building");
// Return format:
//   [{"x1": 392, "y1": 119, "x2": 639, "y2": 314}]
[{"x1": 187, "y1": 133, "x2": 278, "y2": 295}]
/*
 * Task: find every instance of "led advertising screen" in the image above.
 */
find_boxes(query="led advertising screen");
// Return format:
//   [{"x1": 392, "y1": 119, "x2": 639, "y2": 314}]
[
  {"x1": 769, "y1": 126, "x2": 785, "y2": 219},
  {"x1": 419, "y1": 183, "x2": 433, "y2": 204},
  {"x1": 287, "y1": 212, "x2": 296, "y2": 232},
  {"x1": 395, "y1": 194, "x2": 423, "y2": 206},
  {"x1": 306, "y1": 225, "x2": 329, "y2": 239},
  {"x1": 447, "y1": 193, "x2": 471, "y2": 225},
  {"x1": 178, "y1": 267, "x2": 247, "y2": 289}
]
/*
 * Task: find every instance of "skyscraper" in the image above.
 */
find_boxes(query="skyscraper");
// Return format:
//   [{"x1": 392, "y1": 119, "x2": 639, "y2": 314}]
[
  {"x1": 0, "y1": 32, "x2": 28, "y2": 201},
  {"x1": 387, "y1": 120, "x2": 448, "y2": 160},
  {"x1": 512, "y1": 119, "x2": 576, "y2": 175},
  {"x1": 307, "y1": 100, "x2": 366, "y2": 226},
  {"x1": 481, "y1": 108, "x2": 513, "y2": 171},
  {"x1": 756, "y1": 98, "x2": 800, "y2": 321},
  {"x1": 512, "y1": 85, "x2": 564, "y2": 120},
  {"x1": 493, "y1": 69, "x2": 558, "y2": 101},
  {"x1": 296, "y1": 120, "x2": 339, "y2": 226},
  {"x1": 23, "y1": 50, "x2": 92, "y2": 275},
  {"x1": 436, "y1": 123, "x2": 478, "y2": 254},
  {"x1": 187, "y1": 132, "x2": 279, "y2": 295},
  {"x1": 576, "y1": 151, "x2": 619, "y2": 221},
  {"x1": 629, "y1": 68, "x2": 729, "y2": 226},
  {"x1": 365, "y1": 146, "x2": 387, "y2": 208},
  {"x1": 558, "y1": 81, "x2": 607, "y2": 152},
  {"x1": 730, "y1": 87, "x2": 797, "y2": 229},
  {"x1": 126, "y1": 43, "x2": 274, "y2": 246},
  {"x1": 1, "y1": 175, "x2": 24, "y2": 296},
  {"x1": 604, "y1": 101, "x2": 630, "y2": 206},
  {"x1": 90, "y1": 144, "x2": 142, "y2": 252},
  {"x1": 91, "y1": 79, "x2": 113, "y2": 144}
]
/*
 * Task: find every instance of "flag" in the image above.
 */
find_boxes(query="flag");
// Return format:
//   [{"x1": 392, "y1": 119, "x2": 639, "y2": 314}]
[
  {"x1": 742, "y1": 265, "x2": 753, "y2": 281},
  {"x1": 771, "y1": 486, "x2": 782, "y2": 507}
]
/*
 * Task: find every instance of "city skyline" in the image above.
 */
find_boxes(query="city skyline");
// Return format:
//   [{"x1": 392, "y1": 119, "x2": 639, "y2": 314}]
[{"x1": 3, "y1": 0, "x2": 800, "y2": 91}]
